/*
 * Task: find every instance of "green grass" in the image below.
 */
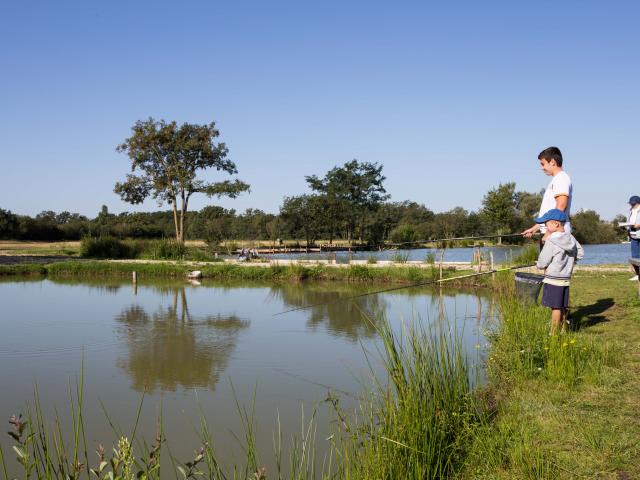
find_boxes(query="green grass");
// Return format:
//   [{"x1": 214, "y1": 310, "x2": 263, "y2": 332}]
[
  {"x1": 327, "y1": 314, "x2": 480, "y2": 479},
  {"x1": 0, "y1": 261, "x2": 473, "y2": 285},
  {"x1": 460, "y1": 272, "x2": 637, "y2": 479}
]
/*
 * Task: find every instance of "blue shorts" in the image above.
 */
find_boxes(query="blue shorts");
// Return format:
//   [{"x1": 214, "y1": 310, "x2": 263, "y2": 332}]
[{"x1": 541, "y1": 284, "x2": 570, "y2": 309}]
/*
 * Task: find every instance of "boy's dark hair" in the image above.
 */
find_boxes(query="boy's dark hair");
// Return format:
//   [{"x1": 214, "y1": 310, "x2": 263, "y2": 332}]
[{"x1": 538, "y1": 146, "x2": 563, "y2": 166}]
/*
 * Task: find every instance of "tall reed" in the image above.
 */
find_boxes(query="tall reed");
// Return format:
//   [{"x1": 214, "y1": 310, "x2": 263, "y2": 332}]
[{"x1": 327, "y1": 313, "x2": 480, "y2": 479}]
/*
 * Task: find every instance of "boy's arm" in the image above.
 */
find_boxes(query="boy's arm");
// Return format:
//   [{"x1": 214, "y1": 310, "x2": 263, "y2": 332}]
[
  {"x1": 575, "y1": 240, "x2": 584, "y2": 261},
  {"x1": 536, "y1": 243, "x2": 554, "y2": 270}
]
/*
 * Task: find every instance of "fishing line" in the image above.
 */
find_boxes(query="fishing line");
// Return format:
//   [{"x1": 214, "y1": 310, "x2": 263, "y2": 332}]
[
  {"x1": 274, "y1": 263, "x2": 535, "y2": 316},
  {"x1": 316, "y1": 232, "x2": 536, "y2": 253}
]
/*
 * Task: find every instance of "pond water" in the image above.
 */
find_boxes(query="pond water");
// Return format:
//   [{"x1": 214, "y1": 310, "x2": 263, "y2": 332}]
[
  {"x1": 0, "y1": 277, "x2": 493, "y2": 475},
  {"x1": 264, "y1": 242, "x2": 632, "y2": 265}
]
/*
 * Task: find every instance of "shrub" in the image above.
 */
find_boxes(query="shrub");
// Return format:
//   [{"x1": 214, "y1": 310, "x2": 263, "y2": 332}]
[
  {"x1": 390, "y1": 224, "x2": 417, "y2": 244},
  {"x1": 80, "y1": 236, "x2": 133, "y2": 259},
  {"x1": 141, "y1": 239, "x2": 186, "y2": 260}
]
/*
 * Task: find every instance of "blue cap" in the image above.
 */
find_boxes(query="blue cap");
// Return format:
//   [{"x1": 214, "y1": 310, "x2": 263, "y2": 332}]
[
  {"x1": 535, "y1": 208, "x2": 567, "y2": 224},
  {"x1": 629, "y1": 196, "x2": 640, "y2": 205}
]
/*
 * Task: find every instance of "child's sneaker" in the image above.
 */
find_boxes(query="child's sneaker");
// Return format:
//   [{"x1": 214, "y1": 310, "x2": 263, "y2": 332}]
[{"x1": 629, "y1": 275, "x2": 639, "y2": 281}]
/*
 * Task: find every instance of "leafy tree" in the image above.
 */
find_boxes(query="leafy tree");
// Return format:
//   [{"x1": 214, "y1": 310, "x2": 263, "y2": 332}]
[
  {"x1": 280, "y1": 195, "x2": 326, "y2": 248},
  {"x1": 0, "y1": 208, "x2": 18, "y2": 239},
  {"x1": 572, "y1": 210, "x2": 618, "y2": 244},
  {"x1": 516, "y1": 190, "x2": 544, "y2": 222},
  {"x1": 481, "y1": 182, "x2": 518, "y2": 239},
  {"x1": 389, "y1": 224, "x2": 418, "y2": 244},
  {"x1": 306, "y1": 160, "x2": 389, "y2": 243},
  {"x1": 431, "y1": 207, "x2": 470, "y2": 239},
  {"x1": 114, "y1": 118, "x2": 250, "y2": 243}
]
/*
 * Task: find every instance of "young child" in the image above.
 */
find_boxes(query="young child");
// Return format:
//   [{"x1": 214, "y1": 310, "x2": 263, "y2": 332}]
[{"x1": 535, "y1": 209, "x2": 584, "y2": 334}]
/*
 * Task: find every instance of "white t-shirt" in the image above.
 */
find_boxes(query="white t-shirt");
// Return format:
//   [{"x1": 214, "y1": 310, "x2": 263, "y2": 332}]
[
  {"x1": 538, "y1": 170, "x2": 572, "y2": 233},
  {"x1": 628, "y1": 207, "x2": 640, "y2": 240}
]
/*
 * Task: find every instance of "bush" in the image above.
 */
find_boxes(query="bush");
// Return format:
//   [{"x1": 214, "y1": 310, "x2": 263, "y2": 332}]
[
  {"x1": 141, "y1": 239, "x2": 186, "y2": 260},
  {"x1": 80, "y1": 236, "x2": 133, "y2": 259},
  {"x1": 390, "y1": 224, "x2": 417, "y2": 244}
]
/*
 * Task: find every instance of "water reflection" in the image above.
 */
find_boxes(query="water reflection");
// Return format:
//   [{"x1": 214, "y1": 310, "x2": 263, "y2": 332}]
[
  {"x1": 116, "y1": 288, "x2": 248, "y2": 392},
  {"x1": 273, "y1": 284, "x2": 385, "y2": 340}
]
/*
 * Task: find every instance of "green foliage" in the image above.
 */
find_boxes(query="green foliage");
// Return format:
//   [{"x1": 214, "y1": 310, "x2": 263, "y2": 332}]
[
  {"x1": 114, "y1": 118, "x2": 250, "y2": 242},
  {"x1": 306, "y1": 159, "x2": 389, "y2": 242},
  {"x1": 329, "y1": 316, "x2": 479, "y2": 479},
  {"x1": 487, "y1": 285, "x2": 618, "y2": 387},
  {"x1": 571, "y1": 209, "x2": 619, "y2": 244},
  {"x1": 389, "y1": 223, "x2": 417, "y2": 244},
  {"x1": 140, "y1": 239, "x2": 186, "y2": 260},
  {"x1": 0, "y1": 208, "x2": 18, "y2": 239},
  {"x1": 390, "y1": 252, "x2": 410, "y2": 263},
  {"x1": 280, "y1": 194, "x2": 327, "y2": 247},
  {"x1": 510, "y1": 243, "x2": 539, "y2": 265},
  {"x1": 481, "y1": 182, "x2": 518, "y2": 233},
  {"x1": 80, "y1": 236, "x2": 134, "y2": 259}
]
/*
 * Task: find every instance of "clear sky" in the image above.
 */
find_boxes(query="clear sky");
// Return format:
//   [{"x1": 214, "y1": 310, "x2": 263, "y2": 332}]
[{"x1": 1, "y1": 0, "x2": 638, "y2": 220}]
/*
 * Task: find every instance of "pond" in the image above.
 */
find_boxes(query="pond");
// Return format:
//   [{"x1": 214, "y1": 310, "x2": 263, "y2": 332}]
[
  {"x1": 0, "y1": 277, "x2": 494, "y2": 475},
  {"x1": 263, "y1": 242, "x2": 632, "y2": 265}
]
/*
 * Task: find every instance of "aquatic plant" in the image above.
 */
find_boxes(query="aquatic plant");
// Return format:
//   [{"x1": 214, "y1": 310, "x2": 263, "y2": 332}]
[
  {"x1": 327, "y1": 314, "x2": 480, "y2": 479},
  {"x1": 141, "y1": 239, "x2": 187, "y2": 260},
  {"x1": 390, "y1": 252, "x2": 410, "y2": 263}
]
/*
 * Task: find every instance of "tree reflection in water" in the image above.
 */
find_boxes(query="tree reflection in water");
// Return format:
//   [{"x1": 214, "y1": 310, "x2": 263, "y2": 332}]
[
  {"x1": 116, "y1": 288, "x2": 248, "y2": 392},
  {"x1": 274, "y1": 283, "x2": 491, "y2": 341},
  {"x1": 273, "y1": 284, "x2": 386, "y2": 341}
]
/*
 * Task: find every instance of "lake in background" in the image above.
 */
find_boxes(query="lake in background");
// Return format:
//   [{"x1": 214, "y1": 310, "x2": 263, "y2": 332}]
[
  {"x1": 0, "y1": 278, "x2": 493, "y2": 475},
  {"x1": 264, "y1": 243, "x2": 632, "y2": 265}
]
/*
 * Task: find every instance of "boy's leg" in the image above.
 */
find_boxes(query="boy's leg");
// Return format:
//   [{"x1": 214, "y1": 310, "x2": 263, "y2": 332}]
[
  {"x1": 563, "y1": 286, "x2": 571, "y2": 330},
  {"x1": 550, "y1": 309, "x2": 563, "y2": 335},
  {"x1": 632, "y1": 239, "x2": 640, "y2": 275}
]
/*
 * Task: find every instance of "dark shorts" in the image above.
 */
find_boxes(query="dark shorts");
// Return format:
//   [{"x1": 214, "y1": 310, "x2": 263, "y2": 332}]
[{"x1": 541, "y1": 283, "x2": 570, "y2": 309}]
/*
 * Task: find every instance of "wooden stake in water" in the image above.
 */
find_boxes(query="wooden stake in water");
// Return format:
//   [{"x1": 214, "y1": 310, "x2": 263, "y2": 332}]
[{"x1": 490, "y1": 251, "x2": 495, "y2": 281}]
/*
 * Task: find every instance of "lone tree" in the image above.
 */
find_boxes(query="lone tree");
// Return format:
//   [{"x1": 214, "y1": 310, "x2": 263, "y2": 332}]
[
  {"x1": 114, "y1": 118, "x2": 250, "y2": 243},
  {"x1": 306, "y1": 160, "x2": 389, "y2": 243}
]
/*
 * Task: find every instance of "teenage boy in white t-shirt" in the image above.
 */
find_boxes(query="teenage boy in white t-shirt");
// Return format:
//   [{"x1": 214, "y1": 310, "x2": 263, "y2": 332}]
[{"x1": 522, "y1": 146, "x2": 573, "y2": 241}]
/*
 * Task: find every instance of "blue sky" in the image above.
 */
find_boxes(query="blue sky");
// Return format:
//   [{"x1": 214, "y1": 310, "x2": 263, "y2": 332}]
[{"x1": 1, "y1": 0, "x2": 638, "y2": 220}]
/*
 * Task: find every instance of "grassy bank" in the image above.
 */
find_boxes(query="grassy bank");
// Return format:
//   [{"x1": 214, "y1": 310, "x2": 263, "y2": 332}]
[
  {"x1": 460, "y1": 272, "x2": 639, "y2": 478},
  {"x1": 0, "y1": 260, "x2": 476, "y2": 284}
]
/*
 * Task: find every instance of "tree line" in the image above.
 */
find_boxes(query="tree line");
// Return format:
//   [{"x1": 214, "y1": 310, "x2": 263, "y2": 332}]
[
  {"x1": 0, "y1": 118, "x2": 626, "y2": 246},
  {"x1": 0, "y1": 184, "x2": 624, "y2": 246}
]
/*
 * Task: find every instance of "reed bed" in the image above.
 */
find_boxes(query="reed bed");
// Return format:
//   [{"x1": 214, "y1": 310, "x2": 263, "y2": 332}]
[{"x1": 0, "y1": 262, "x2": 466, "y2": 285}]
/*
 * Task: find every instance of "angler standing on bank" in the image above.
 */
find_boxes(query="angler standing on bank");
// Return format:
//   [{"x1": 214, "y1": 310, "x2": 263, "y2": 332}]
[{"x1": 522, "y1": 146, "x2": 573, "y2": 241}]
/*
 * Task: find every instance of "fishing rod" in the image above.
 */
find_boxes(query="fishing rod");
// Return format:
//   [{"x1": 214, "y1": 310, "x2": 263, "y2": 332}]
[
  {"x1": 274, "y1": 263, "x2": 535, "y2": 316},
  {"x1": 334, "y1": 232, "x2": 534, "y2": 251}
]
